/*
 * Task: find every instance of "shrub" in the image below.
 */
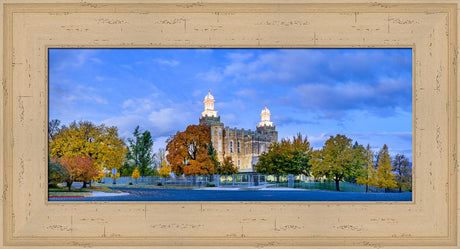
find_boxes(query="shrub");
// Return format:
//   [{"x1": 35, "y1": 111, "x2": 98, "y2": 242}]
[{"x1": 205, "y1": 183, "x2": 216, "y2": 187}]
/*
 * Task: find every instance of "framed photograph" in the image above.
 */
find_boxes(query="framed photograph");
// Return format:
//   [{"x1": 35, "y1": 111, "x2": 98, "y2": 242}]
[
  {"x1": 1, "y1": 1, "x2": 458, "y2": 248},
  {"x1": 47, "y1": 47, "x2": 413, "y2": 202}
]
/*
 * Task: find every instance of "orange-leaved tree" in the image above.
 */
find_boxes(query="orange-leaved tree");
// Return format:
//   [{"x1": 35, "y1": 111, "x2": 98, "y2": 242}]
[
  {"x1": 57, "y1": 155, "x2": 97, "y2": 191},
  {"x1": 166, "y1": 124, "x2": 214, "y2": 176}
]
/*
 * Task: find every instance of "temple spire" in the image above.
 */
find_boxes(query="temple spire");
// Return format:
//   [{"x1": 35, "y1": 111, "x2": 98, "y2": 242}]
[
  {"x1": 202, "y1": 90, "x2": 217, "y2": 117},
  {"x1": 258, "y1": 105, "x2": 273, "y2": 127}
]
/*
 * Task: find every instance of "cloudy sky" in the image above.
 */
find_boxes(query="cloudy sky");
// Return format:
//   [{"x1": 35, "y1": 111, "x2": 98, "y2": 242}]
[{"x1": 49, "y1": 48, "x2": 412, "y2": 160}]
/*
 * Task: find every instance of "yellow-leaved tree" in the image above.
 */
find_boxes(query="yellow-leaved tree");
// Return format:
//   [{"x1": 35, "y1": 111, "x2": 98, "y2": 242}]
[
  {"x1": 375, "y1": 144, "x2": 397, "y2": 191},
  {"x1": 49, "y1": 121, "x2": 127, "y2": 187},
  {"x1": 356, "y1": 144, "x2": 378, "y2": 192},
  {"x1": 158, "y1": 161, "x2": 171, "y2": 178},
  {"x1": 94, "y1": 171, "x2": 106, "y2": 182},
  {"x1": 132, "y1": 167, "x2": 140, "y2": 184}
]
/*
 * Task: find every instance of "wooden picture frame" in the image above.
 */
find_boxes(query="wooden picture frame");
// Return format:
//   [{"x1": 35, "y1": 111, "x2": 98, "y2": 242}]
[{"x1": 1, "y1": 1, "x2": 458, "y2": 247}]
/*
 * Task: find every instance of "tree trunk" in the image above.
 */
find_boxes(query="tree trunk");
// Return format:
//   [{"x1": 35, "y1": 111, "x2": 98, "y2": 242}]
[
  {"x1": 399, "y1": 187, "x2": 402, "y2": 193},
  {"x1": 82, "y1": 181, "x2": 87, "y2": 188},
  {"x1": 335, "y1": 179, "x2": 341, "y2": 191},
  {"x1": 67, "y1": 181, "x2": 72, "y2": 191},
  {"x1": 365, "y1": 184, "x2": 369, "y2": 193},
  {"x1": 276, "y1": 175, "x2": 280, "y2": 183}
]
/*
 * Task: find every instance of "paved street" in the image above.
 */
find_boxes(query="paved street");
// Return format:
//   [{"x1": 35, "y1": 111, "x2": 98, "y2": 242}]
[{"x1": 49, "y1": 187, "x2": 412, "y2": 202}]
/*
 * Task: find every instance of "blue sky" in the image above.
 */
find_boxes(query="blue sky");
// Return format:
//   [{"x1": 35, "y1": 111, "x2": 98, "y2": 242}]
[{"x1": 49, "y1": 48, "x2": 412, "y2": 160}]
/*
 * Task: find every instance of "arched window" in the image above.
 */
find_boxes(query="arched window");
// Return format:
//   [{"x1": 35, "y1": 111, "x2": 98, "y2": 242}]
[{"x1": 230, "y1": 141, "x2": 233, "y2": 153}]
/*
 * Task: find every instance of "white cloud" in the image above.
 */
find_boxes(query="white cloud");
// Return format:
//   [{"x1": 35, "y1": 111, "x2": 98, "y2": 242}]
[
  {"x1": 196, "y1": 68, "x2": 224, "y2": 82},
  {"x1": 235, "y1": 89, "x2": 259, "y2": 99},
  {"x1": 51, "y1": 49, "x2": 99, "y2": 72},
  {"x1": 56, "y1": 83, "x2": 108, "y2": 105},
  {"x1": 226, "y1": 52, "x2": 253, "y2": 61},
  {"x1": 154, "y1": 58, "x2": 179, "y2": 67},
  {"x1": 91, "y1": 57, "x2": 103, "y2": 64},
  {"x1": 122, "y1": 98, "x2": 155, "y2": 115},
  {"x1": 307, "y1": 133, "x2": 330, "y2": 148},
  {"x1": 293, "y1": 77, "x2": 411, "y2": 115}
]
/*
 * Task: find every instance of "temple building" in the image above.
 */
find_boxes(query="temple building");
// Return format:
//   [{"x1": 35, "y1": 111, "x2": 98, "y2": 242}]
[{"x1": 199, "y1": 91, "x2": 278, "y2": 172}]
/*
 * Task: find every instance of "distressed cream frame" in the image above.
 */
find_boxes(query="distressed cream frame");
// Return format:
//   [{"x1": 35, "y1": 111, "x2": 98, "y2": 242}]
[{"x1": 1, "y1": 1, "x2": 458, "y2": 248}]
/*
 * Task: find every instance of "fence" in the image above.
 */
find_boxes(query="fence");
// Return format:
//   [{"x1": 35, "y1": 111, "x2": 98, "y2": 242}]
[
  {"x1": 101, "y1": 174, "x2": 267, "y2": 188},
  {"x1": 100, "y1": 174, "x2": 399, "y2": 193}
]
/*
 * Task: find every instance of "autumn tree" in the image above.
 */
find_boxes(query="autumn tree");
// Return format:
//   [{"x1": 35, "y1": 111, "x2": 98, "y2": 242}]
[
  {"x1": 392, "y1": 153, "x2": 411, "y2": 192},
  {"x1": 131, "y1": 167, "x2": 140, "y2": 184},
  {"x1": 166, "y1": 124, "x2": 214, "y2": 176},
  {"x1": 94, "y1": 171, "x2": 106, "y2": 182},
  {"x1": 375, "y1": 144, "x2": 398, "y2": 191},
  {"x1": 310, "y1": 134, "x2": 366, "y2": 191},
  {"x1": 155, "y1": 148, "x2": 167, "y2": 167},
  {"x1": 356, "y1": 144, "x2": 377, "y2": 192},
  {"x1": 57, "y1": 155, "x2": 97, "y2": 191},
  {"x1": 50, "y1": 121, "x2": 127, "y2": 182},
  {"x1": 255, "y1": 134, "x2": 312, "y2": 181},
  {"x1": 78, "y1": 156, "x2": 101, "y2": 188},
  {"x1": 217, "y1": 156, "x2": 239, "y2": 175},
  {"x1": 126, "y1": 126, "x2": 155, "y2": 176},
  {"x1": 158, "y1": 161, "x2": 172, "y2": 178}
]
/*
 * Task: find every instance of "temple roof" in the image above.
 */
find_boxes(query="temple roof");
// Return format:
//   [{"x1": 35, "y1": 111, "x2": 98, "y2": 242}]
[
  {"x1": 261, "y1": 105, "x2": 270, "y2": 114},
  {"x1": 204, "y1": 90, "x2": 214, "y2": 100}
]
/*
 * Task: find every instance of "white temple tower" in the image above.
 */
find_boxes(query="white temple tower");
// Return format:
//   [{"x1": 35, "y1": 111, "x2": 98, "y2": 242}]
[
  {"x1": 258, "y1": 105, "x2": 273, "y2": 127},
  {"x1": 201, "y1": 90, "x2": 218, "y2": 117}
]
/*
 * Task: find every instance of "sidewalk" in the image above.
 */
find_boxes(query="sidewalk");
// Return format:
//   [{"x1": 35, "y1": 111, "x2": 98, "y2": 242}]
[
  {"x1": 197, "y1": 183, "x2": 308, "y2": 191},
  {"x1": 88, "y1": 191, "x2": 130, "y2": 197}
]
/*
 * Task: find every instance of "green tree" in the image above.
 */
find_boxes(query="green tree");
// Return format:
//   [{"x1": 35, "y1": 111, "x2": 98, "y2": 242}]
[
  {"x1": 392, "y1": 153, "x2": 412, "y2": 192},
  {"x1": 375, "y1": 144, "x2": 397, "y2": 191},
  {"x1": 119, "y1": 159, "x2": 135, "y2": 176},
  {"x1": 217, "y1": 156, "x2": 239, "y2": 175},
  {"x1": 282, "y1": 134, "x2": 313, "y2": 175},
  {"x1": 48, "y1": 157, "x2": 69, "y2": 188},
  {"x1": 166, "y1": 124, "x2": 215, "y2": 176},
  {"x1": 310, "y1": 134, "x2": 365, "y2": 191},
  {"x1": 207, "y1": 144, "x2": 220, "y2": 170},
  {"x1": 126, "y1": 126, "x2": 155, "y2": 176},
  {"x1": 254, "y1": 142, "x2": 285, "y2": 182},
  {"x1": 255, "y1": 134, "x2": 312, "y2": 180}
]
